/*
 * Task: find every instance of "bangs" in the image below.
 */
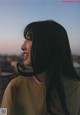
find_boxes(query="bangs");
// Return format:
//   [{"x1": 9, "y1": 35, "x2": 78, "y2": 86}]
[{"x1": 24, "y1": 25, "x2": 33, "y2": 40}]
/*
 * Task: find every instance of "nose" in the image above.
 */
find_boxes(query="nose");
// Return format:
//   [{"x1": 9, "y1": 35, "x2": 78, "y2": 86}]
[{"x1": 21, "y1": 43, "x2": 25, "y2": 51}]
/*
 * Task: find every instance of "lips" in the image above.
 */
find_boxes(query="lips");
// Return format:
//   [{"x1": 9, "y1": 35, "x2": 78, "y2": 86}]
[{"x1": 23, "y1": 52, "x2": 29, "y2": 60}]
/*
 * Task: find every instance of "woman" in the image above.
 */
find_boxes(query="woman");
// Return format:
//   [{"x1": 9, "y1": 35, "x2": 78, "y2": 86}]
[{"x1": 1, "y1": 20, "x2": 80, "y2": 115}]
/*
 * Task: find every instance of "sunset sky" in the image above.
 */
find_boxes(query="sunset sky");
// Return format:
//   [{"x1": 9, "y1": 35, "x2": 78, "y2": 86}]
[{"x1": 0, "y1": 0, "x2": 80, "y2": 55}]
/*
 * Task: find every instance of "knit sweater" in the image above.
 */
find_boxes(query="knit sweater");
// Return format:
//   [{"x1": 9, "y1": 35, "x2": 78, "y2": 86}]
[{"x1": 1, "y1": 76, "x2": 80, "y2": 115}]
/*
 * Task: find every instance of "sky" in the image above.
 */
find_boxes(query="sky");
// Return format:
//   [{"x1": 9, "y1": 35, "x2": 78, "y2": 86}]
[{"x1": 0, "y1": 0, "x2": 80, "y2": 55}]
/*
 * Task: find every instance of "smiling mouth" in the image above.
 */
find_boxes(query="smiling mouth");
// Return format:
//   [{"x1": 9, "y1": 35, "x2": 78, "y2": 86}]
[{"x1": 23, "y1": 53, "x2": 29, "y2": 60}]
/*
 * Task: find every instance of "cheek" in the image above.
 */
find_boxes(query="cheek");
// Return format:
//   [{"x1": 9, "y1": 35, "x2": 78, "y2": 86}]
[
  {"x1": 24, "y1": 43, "x2": 32, "y2": 65},
  {"x1": 26, "y1": 41, "x2": 32, "y2": 50},
  {"x1": 29, "y1": 43, "x2": 32, "y2": 53}
]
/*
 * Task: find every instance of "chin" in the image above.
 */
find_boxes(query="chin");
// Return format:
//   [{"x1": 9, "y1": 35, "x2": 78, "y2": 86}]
[{"x1": 23, "y1": 61, "x2": 31, "y2": 66}]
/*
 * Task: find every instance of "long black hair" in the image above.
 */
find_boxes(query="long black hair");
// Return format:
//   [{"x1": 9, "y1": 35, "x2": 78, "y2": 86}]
[{"x1": 17, "y1": 20, "x2": 80, "y2": 115}]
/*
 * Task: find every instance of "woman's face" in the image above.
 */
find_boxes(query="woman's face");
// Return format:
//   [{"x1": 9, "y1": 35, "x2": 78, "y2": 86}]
[{"x1": 21, "y1": 32, "x2": 32, "y2": 65}]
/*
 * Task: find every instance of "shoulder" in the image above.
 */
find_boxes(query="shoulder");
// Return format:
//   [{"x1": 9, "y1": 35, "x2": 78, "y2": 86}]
[
  {"x1": 62, "y1": 76, "x2": 80, "y2": 115},
  {"x1": 7, "y1": 75, "x2": 33, "y2": 88},
  {"x1": 62, "y1": 76, "x2": 80, "y2": 88},
  {"x1": 62, "y1": 76, "x2": 80, "y2": 97}
]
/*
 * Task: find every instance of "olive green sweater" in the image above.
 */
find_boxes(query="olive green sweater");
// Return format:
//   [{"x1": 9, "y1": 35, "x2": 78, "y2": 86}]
[{"x1": 1, "y1": 76, "x2": 80, "y2": 115}]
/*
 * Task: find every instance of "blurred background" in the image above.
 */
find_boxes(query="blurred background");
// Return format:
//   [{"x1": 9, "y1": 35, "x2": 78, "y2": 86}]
[
  {"x1": 0, "y1": 0, "x2": 80, "y2": 55},
  {"x1": 0, "y1": 0, "x2": 80, "y2": 102},
  {"x1": 0, "y1": 0, "x2": 80, "y2": 74}
]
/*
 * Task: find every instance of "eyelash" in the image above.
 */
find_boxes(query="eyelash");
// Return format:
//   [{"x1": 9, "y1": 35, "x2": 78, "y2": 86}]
[
  {"x1": 24, "y1": 38, "x2": 32, "y2": 43},
  {"x1": 26, "y1": 38, "x2": 32, "y2": 40}
]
